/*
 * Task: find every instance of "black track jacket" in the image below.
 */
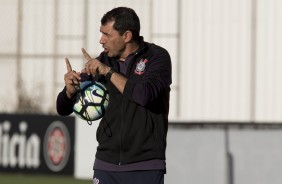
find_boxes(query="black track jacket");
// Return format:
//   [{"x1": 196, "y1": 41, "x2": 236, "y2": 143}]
[{"x1": 57, "y1": 40, "x2": 172, "y2": 165}]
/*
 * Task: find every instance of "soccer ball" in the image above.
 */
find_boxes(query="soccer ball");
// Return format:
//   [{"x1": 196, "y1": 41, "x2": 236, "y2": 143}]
[{"x1": 73, "y1": 81, "x2": 109, "y2": 121}]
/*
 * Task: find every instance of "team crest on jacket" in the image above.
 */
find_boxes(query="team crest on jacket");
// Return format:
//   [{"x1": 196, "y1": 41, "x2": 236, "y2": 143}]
[{"x1": 135, "y1": 58, "x2": 149, "y2": 75}]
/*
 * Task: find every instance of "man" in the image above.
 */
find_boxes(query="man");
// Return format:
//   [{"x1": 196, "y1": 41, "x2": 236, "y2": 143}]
[{"x1": 57, "y1": 7, "x2": 171, "y2": 184}]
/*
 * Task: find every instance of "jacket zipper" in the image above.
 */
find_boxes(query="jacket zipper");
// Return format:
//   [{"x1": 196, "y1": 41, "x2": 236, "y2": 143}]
[
  {"x1": 119, "y1": 99, "x2": 123, "y2": 165},
  {"x1": 118, "y1": 46, "x2": 146, "y2": 165}
]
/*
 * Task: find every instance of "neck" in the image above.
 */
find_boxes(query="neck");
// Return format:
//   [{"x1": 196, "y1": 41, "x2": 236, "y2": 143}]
[{"x1": 119, "y1": 42, "x2": 140, "y2": 61}]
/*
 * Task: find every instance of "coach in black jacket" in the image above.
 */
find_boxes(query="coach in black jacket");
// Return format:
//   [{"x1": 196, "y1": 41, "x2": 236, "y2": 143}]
[{"x1": 57, "y1": 7, "x2": 171, "y2": 184}]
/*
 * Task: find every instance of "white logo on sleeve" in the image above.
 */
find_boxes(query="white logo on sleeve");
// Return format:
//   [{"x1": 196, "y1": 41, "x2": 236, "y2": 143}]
[{"x1": 93, "y1": 177, "x2": 99, "y2": 184}]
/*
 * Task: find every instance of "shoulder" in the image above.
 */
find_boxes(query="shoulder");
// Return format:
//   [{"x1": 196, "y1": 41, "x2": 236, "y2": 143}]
[
  {"x1": 144, "y1": 42, "x2": 170, "y2": 59},
  {"x1": 145, "y1": 42, "x2": 168, "y2": 52}
]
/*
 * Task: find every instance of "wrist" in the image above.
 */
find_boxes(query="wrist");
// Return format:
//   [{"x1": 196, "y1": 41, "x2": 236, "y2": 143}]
[
  {"x1": 66, "y1": 90, "x2": 74, "y2": 99},
  {"x1": 105, "y1": 67, "x2": 116, "y2": 81}
]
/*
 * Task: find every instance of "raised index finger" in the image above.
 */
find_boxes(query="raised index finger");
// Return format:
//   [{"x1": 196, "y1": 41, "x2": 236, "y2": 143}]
[
  {"x1": 81, "y1": 48, "x2": 92, "y2": 61},
  {"x1": 65, "y1": 58, "x2": 72, "y2": 72}
]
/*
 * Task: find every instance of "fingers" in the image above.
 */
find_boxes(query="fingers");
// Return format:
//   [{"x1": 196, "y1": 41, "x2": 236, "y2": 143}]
[
  {"x1": 65, "y1": 58, "x2": 72, "y2": 72},
  {"x1": 81, "y1": 48, "x2": 92, "y2": 75},
  {"x1": 81, "y1": 48, "x2": 103, "y2": 75},
  {"x1": 65, "y1": 58, "x2": 81, "y2": 80},
  {"x1": 64, "y1": 73, "x2": 80, "y2": 85},
  {"x1": 64, "y1": 58, "x2": 83, "y2": 99},
  {"x1": 81, "y1": 48, "x2": 92, "y2": 61},
  {"x1": 85, "y1": 59, "x2": 98, "y2": 75},
  {"x1": 81, "y1": 68, "x2": 87, "y2": 73}
]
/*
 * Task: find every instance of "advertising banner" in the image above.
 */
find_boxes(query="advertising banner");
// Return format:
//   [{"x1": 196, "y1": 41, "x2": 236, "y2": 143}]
[{"x1": 0, "y1": 114, "x2": 75, "y2": 175}]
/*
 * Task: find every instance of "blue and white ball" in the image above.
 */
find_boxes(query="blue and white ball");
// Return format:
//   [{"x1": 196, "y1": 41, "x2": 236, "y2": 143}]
[{"x1": 73, "y1": 81, "x2": 109, "y2": 121}]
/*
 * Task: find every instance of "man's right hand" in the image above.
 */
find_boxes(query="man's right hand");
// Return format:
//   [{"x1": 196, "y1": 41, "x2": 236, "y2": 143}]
[{"x1": 64, "y1": 58, "x2": 81, "y2": 99}]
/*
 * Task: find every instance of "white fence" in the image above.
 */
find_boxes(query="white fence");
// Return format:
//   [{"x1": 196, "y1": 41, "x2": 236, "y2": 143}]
[{"x1": 0, "y1": 0, "x2": 282, "y2": 122}]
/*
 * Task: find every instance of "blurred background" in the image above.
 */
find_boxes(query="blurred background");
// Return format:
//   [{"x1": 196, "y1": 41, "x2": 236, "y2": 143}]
[{"x1": 0, "y1": 0, "x2": 282, "y2": 183}]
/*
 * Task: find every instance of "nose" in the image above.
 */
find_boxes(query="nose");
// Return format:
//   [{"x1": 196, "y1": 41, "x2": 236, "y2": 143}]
[{"x1": 99, "y1": 35, "x2": 106, "y2": 44}]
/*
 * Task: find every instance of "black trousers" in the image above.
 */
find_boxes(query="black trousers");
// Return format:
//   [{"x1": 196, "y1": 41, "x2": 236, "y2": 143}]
[{"x1": 93, "y1": 170, "x2": 164, "y2": 184}]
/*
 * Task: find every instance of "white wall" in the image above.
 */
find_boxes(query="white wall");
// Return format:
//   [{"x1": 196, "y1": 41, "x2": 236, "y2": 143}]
[
  {"x1": 180, "y1": 0, "x2": 252, "y2": 121},
  {"x1": 255, "y1": 0, "x2": 282, "y2": 121},
  {"x1": 178, "y1": 0, "x2": 282, "y2": 122},
  {"x1": 166, "y1": 125, "x2": 282, "y2": 184},
  {"x1": 74, "y1": 118, "x2": 98, "y2": 179},
  {"x1": 1, "y1": 0, "x2": 282, "y2": 122}
]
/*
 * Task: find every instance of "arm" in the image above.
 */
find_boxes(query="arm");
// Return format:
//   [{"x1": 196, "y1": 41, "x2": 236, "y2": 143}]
[
  {"x1": 123, "y1": 48, "x2": 172, "y2": 106},
  {"x1": 56, "y1": 58, "x2": 81, "y2": 116},
  {"x1": 82, "y1": 48, "x2": 127, "y2": 93},
  {"x1": 56, "y1": 87, "x2": 76, "y2": 116},
  {"x1": 82, "y1": 47, "x2": 172, "y2": 106}
]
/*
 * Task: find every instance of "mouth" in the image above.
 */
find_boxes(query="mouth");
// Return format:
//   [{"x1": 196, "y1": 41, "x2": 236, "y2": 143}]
[{"x1": 103, "y1": 46, "x2": 109, "y2": 53}]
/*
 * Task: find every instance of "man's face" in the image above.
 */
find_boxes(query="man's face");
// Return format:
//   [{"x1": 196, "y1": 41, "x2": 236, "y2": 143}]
[{"x1": 99, "y1": 21, "x2": 126, "y2": 58}]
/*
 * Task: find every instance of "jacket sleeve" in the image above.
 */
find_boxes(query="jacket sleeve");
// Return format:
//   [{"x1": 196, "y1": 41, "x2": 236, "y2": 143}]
[
  {"x1": 123, "y1": 47, "x2": 172, "y2": 106},
  {"x1": 56, "y1": 87, "x2": 76, "y2": 116}
]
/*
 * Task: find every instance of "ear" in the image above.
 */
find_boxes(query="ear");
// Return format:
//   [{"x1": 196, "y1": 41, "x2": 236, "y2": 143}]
[{"x1": 123, "y1": 31, "x2": 133, "y2": 43}]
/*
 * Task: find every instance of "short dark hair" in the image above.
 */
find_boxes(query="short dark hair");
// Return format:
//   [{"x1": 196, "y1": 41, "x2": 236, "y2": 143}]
[{"x1": 101, "y1": 7, "x2": 141, "y2": 41}]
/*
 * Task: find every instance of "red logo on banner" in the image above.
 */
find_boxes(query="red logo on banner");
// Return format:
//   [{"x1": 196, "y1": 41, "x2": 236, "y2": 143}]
[{"x1": 43, "y1": 121, "x2": 70, "y2": 172}]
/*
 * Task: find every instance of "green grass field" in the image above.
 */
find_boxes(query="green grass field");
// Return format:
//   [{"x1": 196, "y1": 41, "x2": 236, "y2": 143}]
[{"x1": 0, "y1": 173, "x2": 92, "y2": 184}]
